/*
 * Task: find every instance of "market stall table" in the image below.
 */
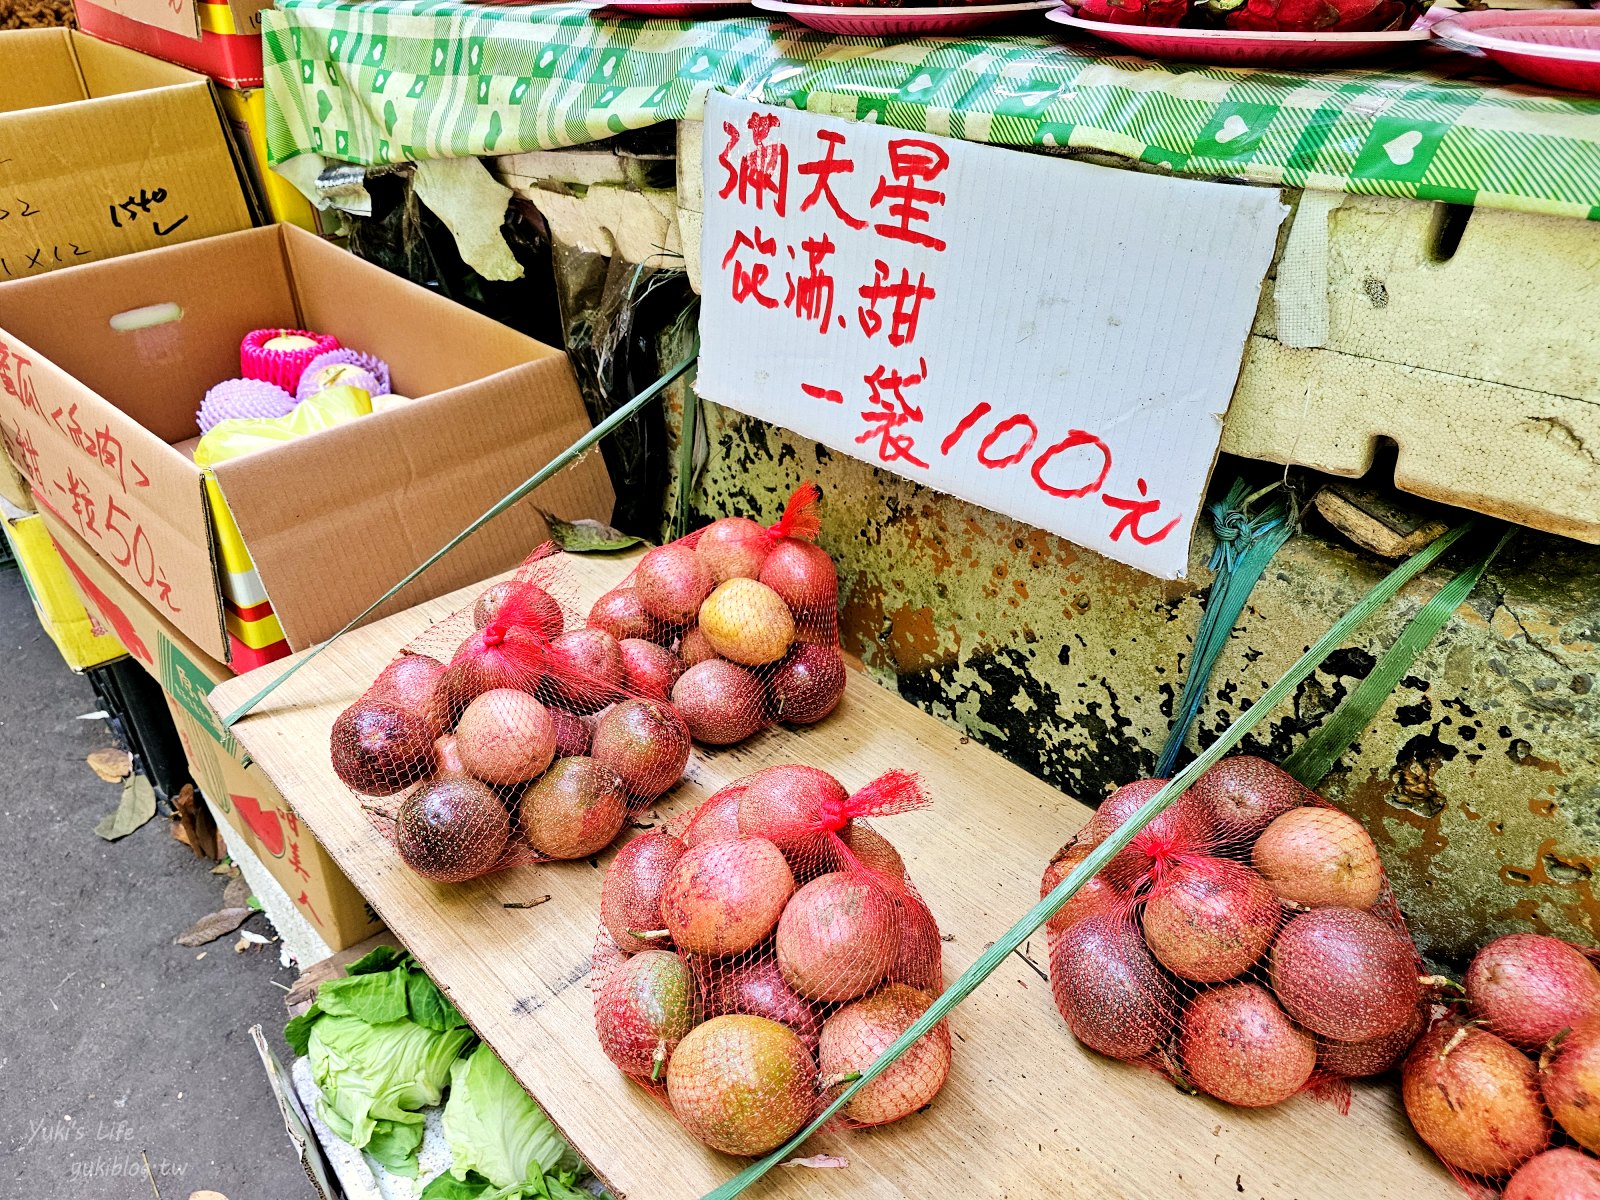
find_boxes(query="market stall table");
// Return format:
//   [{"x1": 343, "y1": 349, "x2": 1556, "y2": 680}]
[
  {"x1": 264, "y1": 1, "x2": 1600, "y2": 220},
  {"x1": 212, "y1": 550, "x2": 1456, "y2": 1199}
]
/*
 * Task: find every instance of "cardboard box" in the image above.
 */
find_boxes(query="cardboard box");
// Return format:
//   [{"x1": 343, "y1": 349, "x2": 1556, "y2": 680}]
[
  {"x1": 0, "y1": 224, "x2": 615, "y2": 667},
  {"x1": 43, "y1": 507, "x2": 384, "y2": 950},
  {"x1": 0, "y1": 29, "x2": 255, "y2": 280},
  {"x1": 75, "y1": 0, "x2": 268, "y2": 87},
  {"x1": 2, "y1": 497, "x2": 125, "y2": 671},
  {"x1": 218, "y1": 86, "x2": 320, "y2": 233}
]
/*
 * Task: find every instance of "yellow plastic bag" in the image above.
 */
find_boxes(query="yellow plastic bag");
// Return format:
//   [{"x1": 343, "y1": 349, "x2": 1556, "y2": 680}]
[{"x1": 194, "y1": 385, "x2": 373, "y2": 468}]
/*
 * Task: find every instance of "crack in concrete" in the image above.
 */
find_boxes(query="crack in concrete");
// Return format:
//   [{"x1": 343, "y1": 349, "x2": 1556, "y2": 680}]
[
  {"x1": 1490, "y1": 579, "x2": 1570, "y2": 670},
  {"x1": 1248, "y1": 333, "x2": 1593, "y2": 407}
]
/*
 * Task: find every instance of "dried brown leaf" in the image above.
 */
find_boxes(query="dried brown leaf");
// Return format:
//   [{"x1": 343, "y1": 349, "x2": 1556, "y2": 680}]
[
  {"x1": 170, "y1": 784, "x2": 220, "y2": 860},
  {"x1": 86, "y1": 747, "x2": 132, "y2": 783},
  {"x1": 176, "y1": 874, "x2": 256, "y2": 947},
  {"x1": 176, "y1": 907, "x2": 251, "y2": 947}
]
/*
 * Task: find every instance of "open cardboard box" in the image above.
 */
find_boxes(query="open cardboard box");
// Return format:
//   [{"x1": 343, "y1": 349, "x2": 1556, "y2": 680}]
[
  {"x1": 0, "y1": 29, "x2": 254, "y2": 279},
  {"x1": 0, "y1": 223, "x2": 615, "y2": 666}
]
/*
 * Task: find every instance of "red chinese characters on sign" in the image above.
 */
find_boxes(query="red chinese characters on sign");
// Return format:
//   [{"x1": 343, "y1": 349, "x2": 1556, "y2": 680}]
[
  {"x1": 0, "y1": 338, "x2": 40, "y2": 416},
  {"x1": 712, "y1": 105, "x2": 1184, "y2": 553},
  {"x1": 2, "y1": 418, "x2": 40, "y2": 485},
  {"x1": 798, "y1": 130, "x2": 865, "y2": 231},
  {"x1": 858, "y1": 261, "x2": 935, "y2": 347},
  {"x1": 870, "y1": 139, "x2": 950, "y2": 252},
  {"x1": 856, "y1": 359, "x2": 930, "y2": 470},
  {"x1": 787, "y1": 234, "x2": 838, "y2": 334},
  {"x1": 0, "y1": 334, "x2": 177, "y2": 610},
  {"x1": 48, "y1": 468, "x2": 181, "y2": 612},
  {"x1": 718, "y1": 113, "x2": 789, "y2": 216},
  {"x1": 94, "y1": 425, "x2": 150, "y2": 493},
  {"x1": 56, "y1": 469, "x2": 98, "y2": 537},
  {"x1": 50, "y1": 401, "x2": 95, "y2": 457},
  {"x1": 941, "y1": 403, "x2": 1180, "y2": 544},
  {"x1": 723, "y1": 227, "x2": 780, "y2": 310},
  {"x1": 1104, "y1": 477, "x2": 1183, "y2": 545}
]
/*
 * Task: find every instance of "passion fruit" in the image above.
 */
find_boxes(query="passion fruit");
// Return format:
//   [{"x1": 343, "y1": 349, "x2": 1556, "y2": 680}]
[{"x1": 666, "y1": 1016, "x2": 816, "y2": 1156}]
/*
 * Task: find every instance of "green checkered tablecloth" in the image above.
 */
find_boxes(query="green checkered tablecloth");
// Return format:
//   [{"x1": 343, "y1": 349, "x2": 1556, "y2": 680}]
[{"x1": 264, "y1": 0, "x2": 1600, "y2": 219}]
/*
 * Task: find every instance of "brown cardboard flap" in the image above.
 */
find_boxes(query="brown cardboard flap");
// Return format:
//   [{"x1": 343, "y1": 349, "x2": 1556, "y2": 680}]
[
  {"x1": 0, "y1": 227, "x2": 291, "y2": 439},
  {"x1": 282, "y1": 227, "x2": 556, "y2": 395},
  {"x1": 0, "y1": 74, "x2": 254, "y2": 284},
  {"x1": 72, "y1": 28, "x2": 208, "y2": 95},
  {"x1": 0, "y1": 30, "x2": 84, "y2": 114},
  {"x1": 212, "y1": 353, "x2": 616, "y2": 647}
]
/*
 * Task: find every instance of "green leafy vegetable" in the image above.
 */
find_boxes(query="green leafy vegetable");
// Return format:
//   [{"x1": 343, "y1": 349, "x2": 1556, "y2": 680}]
[
  {"x1": 420, "y1": 1171, "x2": 496, "y2": 1200},
  {"x1": 285, "y1": 948, "x2": 475, "y2": 1176},
  {"x1": 308, "y1": 1015, "x2": 475, "y2": 1175},
  {"x1": 409, "y1": 968, "x2": 465, "y2": 1032},
  {"x1": 286, "y1": 948, "x2": 464, "y2": 1056},
  {"x1": 438, "y1": 1044, "x2": 590, "y2": 1199}
]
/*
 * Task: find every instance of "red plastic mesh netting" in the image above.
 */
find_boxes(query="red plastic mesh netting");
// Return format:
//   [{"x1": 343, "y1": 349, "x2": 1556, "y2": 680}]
[
  {"x1": 1406, "y1": 931, "x2": 1600, "y2": 1198},
  {"x1": 1043, "y1": 755, "x2": 1430, "y2": 1110},
  {"x1": 590, "y1": 766, "x2": 953, "y2": 1156},
  {"x1": 586, "y1": 483, "x2": 845, "y2": 748},
  {"x1": 330, "y1": 545, "x2": 690, "y2": 882}
]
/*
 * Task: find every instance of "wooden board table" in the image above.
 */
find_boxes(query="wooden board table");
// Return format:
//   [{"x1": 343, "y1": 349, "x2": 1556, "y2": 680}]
[{"x1": 212, "y1": 551, "x2": 1454, "y2": 1200}]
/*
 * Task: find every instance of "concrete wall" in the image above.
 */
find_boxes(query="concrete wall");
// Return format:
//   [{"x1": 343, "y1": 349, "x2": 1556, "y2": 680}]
[{"x1": 671, "y1": 385, "x2": 1600, "y2": 969}]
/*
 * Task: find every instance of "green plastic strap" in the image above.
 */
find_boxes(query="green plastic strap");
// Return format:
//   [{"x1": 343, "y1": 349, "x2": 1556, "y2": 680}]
[
  {"x1": 1282, "y1": 523, "x2": 1513, "y2": 786},
  {"x1": 670, "y1": 360, "x2": 700, "y2": 542},
  {"x1": 219, "y1": 346, "x2": 699, "y2": 728},
  {"x1": 702, "y1": 516, "x2": 1480, "y2": 1200},
  {"x1": 1155, "y1": 479, "x2": 1297, "y2": 777}
]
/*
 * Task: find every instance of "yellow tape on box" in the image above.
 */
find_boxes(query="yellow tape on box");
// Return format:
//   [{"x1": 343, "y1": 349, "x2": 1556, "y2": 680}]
[{"x1": 3, "y1": 506, "x2": 125, "y2": 671}]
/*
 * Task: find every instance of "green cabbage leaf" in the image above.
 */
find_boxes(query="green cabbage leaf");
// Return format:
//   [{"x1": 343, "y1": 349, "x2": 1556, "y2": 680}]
[{"x1": 422, "y1": 1043, "x2": 591, "y2": 1200}]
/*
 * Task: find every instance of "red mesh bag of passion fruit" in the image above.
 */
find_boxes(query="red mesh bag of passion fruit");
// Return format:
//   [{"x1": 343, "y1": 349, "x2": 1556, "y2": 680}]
[
  {"x1": 1043, "y1": 755, "x2": 1433, "y2": 1110},
  {"x1": 590, "y1": 765, "x2": 952, "y2": 1157},
  {"x1": 1399, "y1": 932, "x2": 1600, "y2": 1198},
  {"x1": 586, "y1": 483, "x2": 845, "y2": 748},
  {"x1": 330, "y1": 547, "x2": 691, "y2": 882}
]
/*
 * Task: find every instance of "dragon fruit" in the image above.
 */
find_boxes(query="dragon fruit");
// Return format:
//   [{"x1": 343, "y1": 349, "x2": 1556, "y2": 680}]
[
  {"x1": 1210, "y1": 0, "x2": 1424, "y2": 33},
  {"x1": 1074, "y1": 0, "x2": 1188, "y2": 25}
]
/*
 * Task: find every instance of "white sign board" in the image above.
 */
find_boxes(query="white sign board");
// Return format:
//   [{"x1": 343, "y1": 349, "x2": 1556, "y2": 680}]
[{"x1": 697, "y1": 96, "x2": 1288, "y2": 579}]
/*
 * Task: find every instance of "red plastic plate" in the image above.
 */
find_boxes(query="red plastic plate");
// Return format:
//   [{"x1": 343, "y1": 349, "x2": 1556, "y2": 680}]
[
  {"x1": 753, "y1": 0, "x2": 1056, "y2": 36},
  {"x1": 1045, "y1": 6, "x2": 1430, "y2": 66},
  {"x1": 1433, "y1": 11, "x2": 1600, "y2": 95},
  {"x1": 602, "y1": 0, "x2": 748, "y2": 14}
]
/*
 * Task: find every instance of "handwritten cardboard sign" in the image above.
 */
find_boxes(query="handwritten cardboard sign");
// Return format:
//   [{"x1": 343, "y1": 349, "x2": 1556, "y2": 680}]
[
  {"x1": 0, "y1": 32, "x2": 252, "y2": 281},
  {"x1": 697, "y1": 96, "x2": 1288, "y2": 579}
]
